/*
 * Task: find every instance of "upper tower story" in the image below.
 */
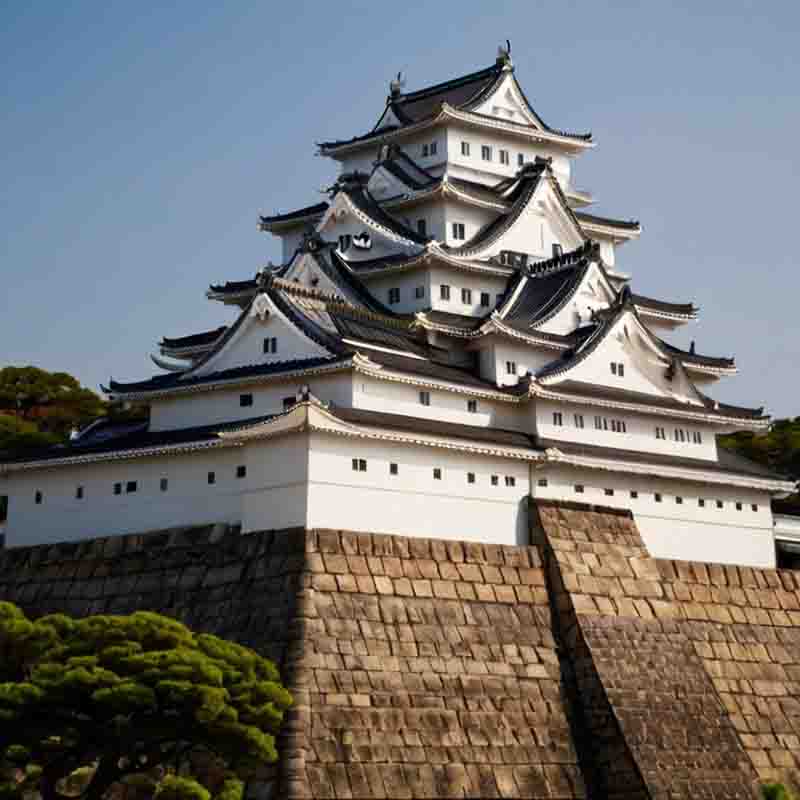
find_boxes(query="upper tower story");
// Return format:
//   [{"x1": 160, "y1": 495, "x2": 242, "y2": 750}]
[{"x1": 317, "y1": 44, "x2": 594, "y2": 205}]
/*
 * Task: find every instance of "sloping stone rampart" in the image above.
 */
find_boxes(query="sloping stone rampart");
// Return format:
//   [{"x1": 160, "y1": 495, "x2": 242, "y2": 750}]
[{"x1": 3, "y1": 505, "x2": 800, "y2": 797}]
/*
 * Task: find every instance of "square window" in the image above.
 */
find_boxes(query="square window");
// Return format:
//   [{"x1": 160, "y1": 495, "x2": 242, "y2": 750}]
[
  {"x1": 481, "y1": 145, "x2": 492, "y2": 161},
  {"x1": 415, "y1": 285, "x2": 425, "y2": 299},
  {"x1": 574, "y1": 414, "x2": 584, "y2": 428},
  {"x1": 595, "y1": 416, "x2": 603, "y2": 430},
  {"x1": 207, "y1": 472, "x2": 216, "y2": 485},
  {"x1": 467, "y1": 472, "x2": 476, "y2": 484},
  {"x1": 604, "y1": 488, "x2": 614, "y2": 497},
  {"x1": 517, "y1": 153, "x2": 524, "y2": 167},
  {"x1": 388, "y1": 287, "x2": 400, "y2": 304},
  {"x1": 417, "y1": 219, "x2": 426, "y2": 236},
  {"x1": 698, "y1": 498, "x2": 705, "y2": 507},
  {"x1": 538, "y1": 478, "x2": 548, "y2": 487},
  {"x1": 752, "y1": 503, "x2": 758, "y2": 512},
  {"x1": 433, "y1": 468, "x2": 442, "y2": 480},
  {"x1": 630, "y1": 490, "x2": 638, "y2": 499},
  {"x1": 611, "y1": 362, "x2": 617, "y2": 375},
  {"x1": 390, "y1": 463, "x2": 398, "y2": 476},
  {"x1": 480, "y1": 291, "x2": 490, "y2": 307},
  {"x1": 126, "y1": 481, "x2": 137, "y2": 493},
  {"x1": 113, "y1": 483, "x2": 122, "y2": 496},
  {"x1": 676, "y1": 496, "x2": 683, "y2": 505},
  {"x1": 505, "y1": 476, "x2": 516, "y2": 487},
  {"x1": 655, "y1": 493, "x2": 663, "y2": 503},
  {"x1": 552, "y1": 243, "x2": 563, "y2": 258},
  {"x1": 574, "y1": 484, "x2": 584, "y2": 494},
  {"x1": 461, "y1": 141, "x2": 470, "y2": 156},
  {"x1": 339, "y1": 234, "x2": 351, "y2": 251},
  {"x1": 352, "y1": 458, "x2": 359, "y2": 471},
  {"x1": 553, "y1": 412, "x2": 563, "y2": 426},
  {"x1": 499, "y1": 149, "x2": 509, "y2": 165},
  {"x1": 240, "y1": 393, "x2": 253, "y2": 408},
  {"x1": 76, "y1": 486, "x2": 84, "y2": 500},
  {"x1": 263, "y1": 337, "x2": 277, "y2": 354},
  {"x1": 35, "y1": 490, "x2": 43, "y2": 504},
  {"x1": 452, "y1": 222, "x2": 465, "y2": 240},
  {"x1": 419, "y1": 390, "x2": 431, "y2": 406},
  {"x1": 358, "y1": 459, "x2": 367, "y2": 472},
  {"x1": 506, "y1": 361, "x2": 517, "y2": 375},
  {"x1": 461, "y1": 288, "x2": 472, "y2": 304},
  {"x1": 491, "y1": 475, "x2": 499, "y2": 486},
  {"x1": 236, "y1": 465, "x2": 247, "y2": 479},
  {"x1": 440, "y1": 285, "x2": 451, "y2": 301},
  {"x1": 716, "y1": 500, "x2": 724, "y2": 509},
  {"x1": 736, "y1": 502, "x2": 743, "y2": 511},
  {"x1": 467, "y1": 399, "x2": 477, "y2": 413},
  {"x1": 160, "y1": 478, "x2": 169, "y2": 492}
]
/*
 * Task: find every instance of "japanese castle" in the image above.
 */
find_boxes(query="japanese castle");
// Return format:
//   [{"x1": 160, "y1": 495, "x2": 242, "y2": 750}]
[{"x1": 3, "y1": 45, "x2": 797, "y2": 567}]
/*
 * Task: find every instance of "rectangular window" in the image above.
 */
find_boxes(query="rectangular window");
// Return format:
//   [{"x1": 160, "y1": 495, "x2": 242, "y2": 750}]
[
  {"x1": 736, "y1": 502, "x2": 743, "y2": 511},
  {"x1": 517, "y1": 153, "x2": 525, "y2": 167},
  {"x1": 481, "y1": 145, "x2": 492, "y2": 161},
  {"x1": 603, "y1": 418, "x2": 608, "y2": 431},
  {"x1": 491, "y1": 475, "x2": 499, "y2": 486},
  {"x1": 499, "y1": 149, "x2": 509, "y2": 165},
  {"x1": 552, "y1": 243, "x2": 563, "y2": 259},
  {"x1": 610, "y1": 361, "x2": 624, "y2": 376},
  {"x1": 698, "y1": 498, "x2": 705, "y2": 507},
  {"x1": 126, "y1": 481, "x2": 137, "y2": 494},
  {"x1": 113, "y1": 483, "x2": 122, "y2": 496},
  {"x1": 574, "y1": 414, "x2": 584, "y2": 428},
  {"x1": 389, "y1": 463, "x2": 398, "y2": 476},
  {"x1": 430, "y1": 141, "x2": 437, "y2": 155},
  {"x1": 630, "y1": 490, "x2": 638, "y2": 499},
  {"x1": 75, "y1": 486, "x2": 84, "y2": 500},
  {"x1": 461, "y1": 288, "x2": 472, "y2": 304},
  {"x1": 452, "y1": 222, "x2": 465, "y2": 240},
  {"x1": 574, "y1": 485, "x2": 584, "y2": 494},
  {"x1": 506, "y1": 361, "x2": 517, "y2": 375},
  {"x1": 388, "y1": 287, "x2": 400, "y2": 305},
  {"x1": 263, "y1": 337, "x2": 277, "y2": 354},
  {"x1": 0, "y1": 496, "x2": 7, "y2": 524},
  {"x1": 415, "y1": 285, "x2": 425, "y2": 299},
  {"x1": 620, "y1": 421, "x2": 627, "y2": 433},
  {"x1": 240, "y1": 394, "x2": 253, "y2": 408},
  {"x1": 461, "y1": 141, "x2": 470, "y2": 156},
  {"x1": 655, "y1": 427, "x2": 666, "y2": 440},
  {"x1": 480, "y1": 292, "x2": 490, "y2": 307},
  {"x1": 422, "y1": 143, "x2": 429, "y2": 157},
  {"x1": 236, "y1": 465, "x2": 247, "y2": 479},
  {"x1": 676, "y1": 496, "x2": 683, "y2": 505},
  {"x1": 655, "y1": 493, "x2": 663, "y2": 503},
  {"x1": 34, "y1": 490, "x2": 43, "y2": 505},
  {"x1": 160, "y1": 478, "x2": 169, "y2": 492},
  {"x1": 538, "y1": 478, "x2": 548, "y2": 487},
  {"x1": 611, "y1": 420, "x2": 618, "y2": 432},
  {"x1": 604, "y1": 488, "x2": 614, "y2": 496},
  {"x1": 467, "y1": 472, "x2": 476, "y2": 484},
  {"x1": 611, "y1": 363, "x2": 617, "y2": 376},
  {"x1": 595, "y1": 416, "x2": 603, "y2": 430},
  {"x1": 417, "y1": 219, "x2": 426, "y2": 236},
  {"x1": 752, "y1": 504, "x2": 758, "y2": 512},
  {"x1": 716, "y1": 500, "x2": 724, "y2": 509},
  {"x1": 351, "y1": 458, "x2": 366, "y2": 472},
  {"x1": 553, "y1": 412, "x2": 563, "y2": 426},
  {"x1": 207, "y1": 472, "x2": 216, "y2": 485},
  {"x1": 419, "y1": 391, "x2": 431, "y2": 406},
  {"x1": 467, "y1": 399, "x2": 477, "y2": 413},
  {"x1": 433, "y1": 468, "x2": 442, "y2": 480},
  {"x1": 440, "y1": 285, "x2": 451, "y2": 301},
  {"x1": 505, "y1": 476, "x2": 516, "y2": 487},
  {"x1": 339, "y1": 234, "x2": 351, "y2": 252}
]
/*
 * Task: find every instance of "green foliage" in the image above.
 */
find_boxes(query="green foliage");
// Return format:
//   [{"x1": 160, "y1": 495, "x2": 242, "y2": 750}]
[
  {"x1": 0, "y1": 604, "x2": 291, "y2": 800},
  {"x1": 762, "y1": 783, "x2": 796, "y2": 800},
  {"x1": 720, "y1": 417, "x2": 800, "y2": 506}
]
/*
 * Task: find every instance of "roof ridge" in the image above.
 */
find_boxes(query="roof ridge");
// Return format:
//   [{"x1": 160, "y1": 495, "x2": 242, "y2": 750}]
[{"x1": 391, "y1": 63, "x2": 500, "y2": 104}]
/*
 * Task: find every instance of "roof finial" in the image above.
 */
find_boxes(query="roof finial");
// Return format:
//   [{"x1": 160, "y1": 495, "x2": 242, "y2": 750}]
[
  {"x1": 389, "y1": 71, "x2": 405, "y2": 98},
  {"x1": 497, "y1": 40, "x2": 513, "y2": 68}
]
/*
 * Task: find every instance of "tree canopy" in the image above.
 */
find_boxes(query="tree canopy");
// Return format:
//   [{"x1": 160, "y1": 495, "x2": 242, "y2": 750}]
[{"x1": 0, "y1": 603, "x2": 292, "y2": 800}]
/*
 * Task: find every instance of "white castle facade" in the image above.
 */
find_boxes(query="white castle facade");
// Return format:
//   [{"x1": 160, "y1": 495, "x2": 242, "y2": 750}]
[{"x1": 2, "y1": 46, "x2": 797, "y2": 567}]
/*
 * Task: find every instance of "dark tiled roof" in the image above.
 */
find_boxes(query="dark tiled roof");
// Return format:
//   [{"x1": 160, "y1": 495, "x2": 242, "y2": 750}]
[
  {"x1": 378, "y1": 148, "x2": 438, "y2": 191},
  {"x1": 344, "y1": 187, "x2": 429, "y2": 244},
  {"x1": 574, "y1": 210, "x2": 641, "y2": 231},
  {"x1": 1, "y1": 414, "x2": 279, "y2": 465},
  {"x1": 345, "y1": 253, "x2": 421, "y2": 274},
  {"x1": 658, "y1": 338, "x2": 735, "y2": 370},
  {"x1": 504, "y1": 263, "x2": 587, "y2": 326},
  {"x1": 332, "y1": 405, "x2": 537, "y2": 449},
  {"x1": 160, "y1": 326, "x2": 228, "y2": 349},
  {"x1": 546, "y1": 379, "x2": 767, "y2": 421},
  {"x1": 208, "y1": 278, "x2": 258, "y2": 295},
  {"x1": 773, "y1": 498, "x2": 800, "y2": 516},
  {"x1": 539, "y1": 437, "x2": 785, "y2": 481},
  {"x1": 330, "y1": 312, "x2": 429, "y2": 357},
  {"x1": 420, "y1": 310, "x2": 488, "y2": 331},
  {"x1": 632, "y1": 294, "x2": 697, "y2": 318},
  {"x1": 317, "y1": 250, "x2": 401, "y2": 316},
  {"x1": 106, "y1": 355, "x2": 351, "y2": 395},
  {"x1": 259, "y1": 201, "x2": 328, "y2": 227}
]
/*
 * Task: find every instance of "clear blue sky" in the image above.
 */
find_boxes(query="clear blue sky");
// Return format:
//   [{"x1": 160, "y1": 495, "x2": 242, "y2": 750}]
[{"x1": 1, "y1": 1, "x2": 798, "y2": 416}]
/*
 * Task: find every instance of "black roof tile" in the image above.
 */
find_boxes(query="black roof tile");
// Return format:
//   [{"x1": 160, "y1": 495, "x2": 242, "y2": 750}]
[{"x1": 160, "y1": 326, "x2": 228, "y2": 349}]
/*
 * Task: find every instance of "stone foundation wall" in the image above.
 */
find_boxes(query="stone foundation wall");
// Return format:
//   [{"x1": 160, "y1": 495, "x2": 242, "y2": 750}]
[{"x1": 3, "y1": 505, "x2": 800, "y2": 798}]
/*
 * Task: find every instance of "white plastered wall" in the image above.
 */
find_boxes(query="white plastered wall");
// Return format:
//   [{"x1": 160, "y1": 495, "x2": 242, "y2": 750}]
[
  {"x1": 533, "y1": 463, "x2": 776, "y2": 567},
  {"x1": 307, "y1": 431, "x2": 531, "y2": 545},
  {"x1": 427, "y1": 265, "x2": 509, "y2": 315}
]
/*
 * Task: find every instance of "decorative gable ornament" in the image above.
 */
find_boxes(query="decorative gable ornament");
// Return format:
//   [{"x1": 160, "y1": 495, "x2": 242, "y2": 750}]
[
  {"x1": 352, "y1": 231, "x2": 372, "y2": 250},
  {"x1": 251, "y1": 293, "x2": 271, "y2": 322}
]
